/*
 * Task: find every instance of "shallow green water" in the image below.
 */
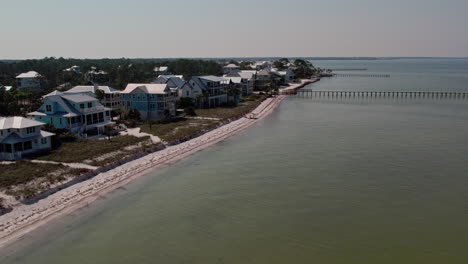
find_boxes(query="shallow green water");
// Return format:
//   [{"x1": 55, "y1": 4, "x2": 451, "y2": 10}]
[{"x1": 1, "y1": 59, "x2": 468, "y2": 263}]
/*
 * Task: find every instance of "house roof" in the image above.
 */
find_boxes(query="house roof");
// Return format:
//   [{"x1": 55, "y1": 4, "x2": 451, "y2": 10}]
[
  {"x1": 0, "y1": 130, "x2": 55, "y2": 144},
  {"x1": 156, "y1": 75, "x2": 185, "y2": 88},
  {"x1": 16, "y1": 71, "x2": 41, "y2": 78},
  {"x1": 43, "y1": 90, "x2": 63, "y2": 98},
  {"x1": 238, "y1": 71, "x2": 255, "y2": 79},
  {"x1": 198, "y1": 75, "x2": 228, "y2": 82},
  {"x1": 154, "y1": 66, "x2": 169, "y2": 72},
  {"x1": 157, "y1": 75, "x2": 184, "y2": 81},
  {"x1": 257, "y1": 69, "x2": 271, "y2": 76},
  {"x1": 65, "y1": 85, "x2": 119, "y2": 94},
  {"x1": 0, "y1": 116, "x2": 45, "y2": 129},
  {"x1": 224, "y1": 64, "x2": 240, "y2": 68},
  {"x1": 122, "y1": 84, "x2": 171, "y2": 94},
  {"x1": 224, "y1": 77, "x2": 242, "y2": 84},
  {"x1": 0, "y1": 86, "x2": 13, "y2": 91},
  {"x1": 60, "y1": 93, "x2": 98, "y2": 103}
]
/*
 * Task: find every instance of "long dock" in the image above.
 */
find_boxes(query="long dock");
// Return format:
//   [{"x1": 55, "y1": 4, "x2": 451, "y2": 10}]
[
  {"x1": 282, "y1": 89, "x2": 468, "y2": 99},
  {"x1": 334, "y1": 74, "x2": 391, "y2": 78}
]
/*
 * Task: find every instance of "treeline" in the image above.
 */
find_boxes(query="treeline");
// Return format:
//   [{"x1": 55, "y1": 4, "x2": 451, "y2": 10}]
[
  {"x1": 0, "y1": 57, "x2": 223, "y2": 116},
  {"x1": 0, "y1": 57, "x2": 223, "y2": 91}
]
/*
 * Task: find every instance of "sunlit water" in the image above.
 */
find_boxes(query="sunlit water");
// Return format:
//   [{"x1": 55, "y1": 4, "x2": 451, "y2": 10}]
[{"x1": 1, "y1": 59, "x2": 467, "y2": 264}]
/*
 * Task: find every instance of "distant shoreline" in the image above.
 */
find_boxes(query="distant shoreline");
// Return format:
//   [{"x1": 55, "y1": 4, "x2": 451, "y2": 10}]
[{"x1": 2, "y1": 57, "x2": 467, "y2": 62}]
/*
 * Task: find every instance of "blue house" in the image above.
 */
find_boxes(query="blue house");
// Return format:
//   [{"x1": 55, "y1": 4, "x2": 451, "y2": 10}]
[
  {"x1": 120, "y1": 83, "x2": 177, "y2": 120},
  {"x1": 28, "y1": 93, "x2": 113, "y2": 138}
]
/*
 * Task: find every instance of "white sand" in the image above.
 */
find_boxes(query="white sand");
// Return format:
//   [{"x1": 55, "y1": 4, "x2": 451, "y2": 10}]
[{"x1": 0, "y1": 95, "x2": 286, "y2": 248}]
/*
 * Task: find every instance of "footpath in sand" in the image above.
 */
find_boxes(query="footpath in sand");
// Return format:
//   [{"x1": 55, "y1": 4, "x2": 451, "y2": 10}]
[{"x1": 0, "y1": 95, "x2": 286, "y2": 248}]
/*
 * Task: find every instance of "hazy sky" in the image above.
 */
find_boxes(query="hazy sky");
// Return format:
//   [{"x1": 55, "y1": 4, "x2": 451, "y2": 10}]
[{"x1": 1, "y1": 0, "x2": 468, "y2": 59}]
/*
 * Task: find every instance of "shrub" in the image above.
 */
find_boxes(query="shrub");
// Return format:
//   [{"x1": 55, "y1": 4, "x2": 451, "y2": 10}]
[
  {"x1": 59, "y1": 132, "x2": 77, "y2": 142},
  {"x1": 184, "y1": 106, "x2": 197, "y2": 116}
]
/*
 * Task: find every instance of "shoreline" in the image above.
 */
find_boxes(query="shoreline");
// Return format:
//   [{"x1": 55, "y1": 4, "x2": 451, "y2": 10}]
[{"x1": 0, "y1": 93, "x2": 289, "y2": 249}]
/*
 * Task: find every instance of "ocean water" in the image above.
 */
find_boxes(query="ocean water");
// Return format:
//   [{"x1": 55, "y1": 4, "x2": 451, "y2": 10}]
[{"x1": 1, "y1": 59, "x2": 467, "y2": 264}]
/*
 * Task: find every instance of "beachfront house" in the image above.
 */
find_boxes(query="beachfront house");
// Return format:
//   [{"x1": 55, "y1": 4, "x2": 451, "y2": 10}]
[
  {"x1": 254, "y1": 69, "x2": 275, "y2": 91},
  {"x1": 181, "y1": 76, "x2": 228, "y2": 108},
  {"x1": 224, "y1": 71, "x2": 255, "y2": 96},
  {"x1": 223, "y1": 64, "x2": 241, "y2": 74},
  {"x1": 271, "y1": 68, "x2": 296, "y2": 84},
  {"x1": 120, "y1": 83, "x2": 177, "y2": 120},
  {"x1": 16, "y1": 71, "x2": 43, "y2": 91},
  {"x1": 28, "y1": 93, "x2": 113, "y2": 137},
  {"x1": 0, "y1": 116, "x2": 54, "y2": 160},
  {"x1": 64, "y1": 85, "x2": 121, "y2": 110}
]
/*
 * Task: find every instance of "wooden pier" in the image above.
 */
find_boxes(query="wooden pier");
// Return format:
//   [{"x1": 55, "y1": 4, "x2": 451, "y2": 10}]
[
  {"x1": 281, "y1": 89, "x2": 468, "y2": 99},
  {"x1": 334, "y1": 74, "x2": 391, "y2": 78}
]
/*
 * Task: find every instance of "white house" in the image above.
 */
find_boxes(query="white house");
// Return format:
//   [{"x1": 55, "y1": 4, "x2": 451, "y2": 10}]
[
  {"x1": 64, "y1": 85, "x2": 121, "y2": 110},
  {"x1": 16, "y1": 71, "x2": 43, "y2": 91},
  {"x1": 181, "y1": 76, "x2": 228, "y2": 108},
  {"x1": 0, "y1": 116, "x2": 54, "y2": 160}
]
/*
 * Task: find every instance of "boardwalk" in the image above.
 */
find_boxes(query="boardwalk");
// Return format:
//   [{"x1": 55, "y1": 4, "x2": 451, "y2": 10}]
[
  {"x1": 334, "y1": 73, "x2": 391, "y2": 78},
  {"x1": 282, "y1": 89, "x2": 468, "y2": 99}
]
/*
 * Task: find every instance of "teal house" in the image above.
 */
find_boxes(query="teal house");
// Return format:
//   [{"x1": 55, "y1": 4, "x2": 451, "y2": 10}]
[
  {"x1": 121, "y1": 83, "x2": 177, "y2": 120},
  {"x1": 28, "y1": 93, "x2": 113, "y2": 138}
]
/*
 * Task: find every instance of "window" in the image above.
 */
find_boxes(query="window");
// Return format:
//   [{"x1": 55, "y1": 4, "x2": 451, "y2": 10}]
[
  {"x1": 105, "y1": 111, "x2": 109, "y2": 116},
  {"x1": 41, "y1": 138, "x2": 47, "y2": 144},
  {"x1": 186, "y1": 91, "x2": 189, "y2": 97},
  {"x1": 26, "y1": 127, "x2": 36, "y2": 134},
  {"x1": 88, "y1": 102, "x2": 92, "y2": 108},
  {"x1": 46, "y1": 105, "x2": 52, "y2": 112},
  {"x1": 80, "y1": 104, "x2": 85, "y2": 109},
  {"x1": 24, "y1": 141, "x2": 32, "y2": 150},
  {"x1": 59, "y1": 118, "x2": 62, "y2": 125},
  {"x1": 0, "y1": 130, "x2": 3, "y2": 136}
]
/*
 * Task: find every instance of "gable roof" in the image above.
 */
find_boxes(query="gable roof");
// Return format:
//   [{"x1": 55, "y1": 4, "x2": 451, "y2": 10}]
[
  {"x1": 60, "y1": 93, "x2": 98, "y2": 103},
  {"x1": 198, "y1": 75, "x2": 228, "y2": 82},
  {"x1": 224, "y1": 64, "x2": 240, "y2": 68},
  {"x1": 156, "y1": 75, "x2": 185, "y2": 89},
  {"x1": 224, "y1": 77, "x2": 242, "y2": 84},
  {"x1": 0, "y1": 116, "x2": 45, "y2": 129},
  {"x1": 122, "y1": 84, "x2": 171, "y2": 94},
  {"x1": 238, "y1": 71, "x2": 255, "y2": 79},
  {"x1": 154, "y1": 66, "x2": 169, "y2": 72},
  {"x1": 43, "y1": 90, "x2": 63, "y2": 98},
  {"x1": 65, "y1": 85, "x2": 119, "y2": 94},
  {"x1": 16, "y1": 71, "x2": 41, "y2": 78}
]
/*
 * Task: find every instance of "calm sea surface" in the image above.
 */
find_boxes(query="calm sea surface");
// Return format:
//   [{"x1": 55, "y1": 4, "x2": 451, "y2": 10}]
[{"x1": 1, "y1": 59, "x2": 467, "y2": 264}]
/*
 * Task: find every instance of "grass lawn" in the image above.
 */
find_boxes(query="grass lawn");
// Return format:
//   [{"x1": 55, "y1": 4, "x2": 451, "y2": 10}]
[
  {"x1": 141, "y1": 95, "x2": 266, "y2": 142},
  {"x1": 195, "y1": 95, "x2": 266, "y2": 120},
  {"x1": 36, "y1": 135, "x2": 154, "y2": 165},
  {"x1": 141, "y1": 119, "x2": 218, "y2": 142},
  {"x1": 0, "y1": 161, "x2": 89, "y2": 199}
]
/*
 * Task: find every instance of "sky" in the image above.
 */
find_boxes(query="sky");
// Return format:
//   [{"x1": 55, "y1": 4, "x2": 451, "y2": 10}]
[{"x1": 1, "y1": 0, "x2": 468, "y2": 59}]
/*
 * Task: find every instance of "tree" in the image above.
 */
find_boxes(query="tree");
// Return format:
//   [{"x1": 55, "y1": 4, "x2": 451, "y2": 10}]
[
  {"x1": 127, "y1": 109, "x2": 141, "y2": 121},
  {"x1": 227, "y1": 85, "x2": 241, "y2": 104},
  {"x1": 95, "y1": 89, "x2": 105, "y2": 100},
  {"x1": 177, "y1": 97, "x2": 194, "y2": 108}
]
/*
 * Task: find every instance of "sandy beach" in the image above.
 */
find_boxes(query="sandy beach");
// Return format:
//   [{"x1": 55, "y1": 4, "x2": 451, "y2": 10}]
[{"x1": 0, "y1": 94, "x2": 287, "y2": 248}]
